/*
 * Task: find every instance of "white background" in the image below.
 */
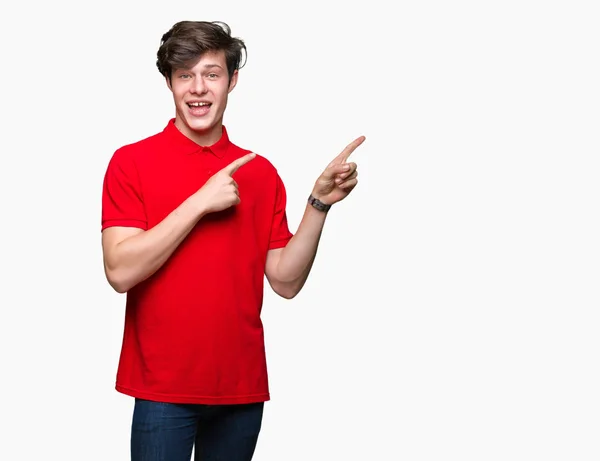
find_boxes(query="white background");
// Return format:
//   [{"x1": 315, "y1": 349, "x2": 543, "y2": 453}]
[{"x1": 1, "y1": 0, "x2": 599, "y2": 460}]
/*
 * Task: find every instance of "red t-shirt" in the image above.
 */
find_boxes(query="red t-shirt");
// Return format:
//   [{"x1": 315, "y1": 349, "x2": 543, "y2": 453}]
[{"x1": 101, "y1": 119, "x2": 293, "y2": 404}]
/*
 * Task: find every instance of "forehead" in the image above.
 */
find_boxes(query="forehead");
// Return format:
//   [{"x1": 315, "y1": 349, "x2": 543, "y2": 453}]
[{"x1": 180, "y1": 50, "x2": 227, "y2": 73}]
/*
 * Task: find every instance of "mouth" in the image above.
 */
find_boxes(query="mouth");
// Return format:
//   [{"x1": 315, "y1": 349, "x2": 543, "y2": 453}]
[{"x1": 186, "y1": 101, "x2": 212, "y2": 116}]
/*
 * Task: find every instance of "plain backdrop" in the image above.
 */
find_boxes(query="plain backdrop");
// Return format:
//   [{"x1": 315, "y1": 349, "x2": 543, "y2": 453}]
[{"x1": 0, "y1": 0, "x2": 599, "y2": 460}]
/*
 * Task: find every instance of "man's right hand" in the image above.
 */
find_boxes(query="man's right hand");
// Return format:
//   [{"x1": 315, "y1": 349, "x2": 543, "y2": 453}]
[{"x1": 195, "y1": 152, "x2": 256, "y2": 214}]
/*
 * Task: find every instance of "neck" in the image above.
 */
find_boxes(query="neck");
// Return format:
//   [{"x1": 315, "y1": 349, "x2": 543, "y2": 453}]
[{"x1": 174, "y1": 116, "x2": 223, "y2": 147}]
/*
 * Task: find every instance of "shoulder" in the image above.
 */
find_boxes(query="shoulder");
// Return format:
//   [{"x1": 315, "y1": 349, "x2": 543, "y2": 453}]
[
  {"x1": 250, "y1": 152, "x2": 279, "y2": 174},
  {"x1": 108, "y1": 129, "x2": 166, "y2": 168},
  {"x1": 114, "y1": 129, "x2": 165, "y2": 158},
  {"x1": 229, "y1": 142, "x2": 280, "y2": 174},
  {"x1": 239, "y1": 151, "x2": 286, "y2": 190}
]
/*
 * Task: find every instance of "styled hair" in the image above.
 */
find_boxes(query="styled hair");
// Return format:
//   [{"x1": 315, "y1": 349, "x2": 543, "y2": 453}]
[{"x1": 156, "y1": 21, "x2": 246, "y2": 82}]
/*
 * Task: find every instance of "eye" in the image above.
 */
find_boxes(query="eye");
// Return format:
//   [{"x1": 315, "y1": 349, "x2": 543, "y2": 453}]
[
  {"x1": 179, "y1": 74, "x2": 191, "y2": 79},
  {"x1": 208, "y1": 73, "x2": 219, "y2": 79}
]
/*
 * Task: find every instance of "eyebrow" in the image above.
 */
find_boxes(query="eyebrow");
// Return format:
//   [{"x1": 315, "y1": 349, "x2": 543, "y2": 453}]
[
  {"x1": 202, "y1": 64, "x2": 224, "y2": 70},
  {"x1": 176, "y1": 64, "x2": 224, "y2": 73}
]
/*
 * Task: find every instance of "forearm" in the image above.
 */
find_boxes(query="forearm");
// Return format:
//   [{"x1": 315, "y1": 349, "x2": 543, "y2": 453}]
[
  {"x1": 269, "y1": 135, "x2": 363, "y2": 298},
  {"x1": 275, "y1": 203, "x2": 328, "y2": 287},
  {"x1": 105, "y1": 195, "x2": 207, "y2": 292}
]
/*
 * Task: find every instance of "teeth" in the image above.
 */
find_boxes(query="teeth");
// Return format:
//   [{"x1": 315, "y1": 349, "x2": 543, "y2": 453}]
[{"x1": 189, "y1": 102, "x2": 210, "y2": 107}]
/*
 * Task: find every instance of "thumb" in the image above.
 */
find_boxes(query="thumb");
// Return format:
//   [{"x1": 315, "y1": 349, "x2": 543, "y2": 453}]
[{"x1": 222, "y1": 152, "x2": 256, "y2": 176}]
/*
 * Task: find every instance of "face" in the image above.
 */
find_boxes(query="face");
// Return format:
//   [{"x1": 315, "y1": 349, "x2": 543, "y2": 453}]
[{"x1": 168, "y1": 50, "x2": 238, "y2": 144}]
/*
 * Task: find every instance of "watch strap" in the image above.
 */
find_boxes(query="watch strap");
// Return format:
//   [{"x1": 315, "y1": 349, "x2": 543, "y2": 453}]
[{"x1": 308, "y1": 194, "x2": 331, "y2": 212}]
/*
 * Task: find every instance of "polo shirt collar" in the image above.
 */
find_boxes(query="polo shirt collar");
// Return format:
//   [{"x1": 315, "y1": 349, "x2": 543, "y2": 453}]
[{"x1": 162, "y1": 118, "x2": 231, "y2": 158}]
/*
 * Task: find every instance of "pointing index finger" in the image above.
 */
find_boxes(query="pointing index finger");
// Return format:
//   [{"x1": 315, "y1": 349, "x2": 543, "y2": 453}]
[
  {"x1": 222, "y1": 152, "x2": 257, "y2": 175},
  {"x1": 330, "y1": 136, "x2": 366, "y2": 166}
]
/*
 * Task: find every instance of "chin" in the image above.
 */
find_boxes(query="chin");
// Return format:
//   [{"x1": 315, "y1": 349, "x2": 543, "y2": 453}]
[{"x1": 184, "y1": 116, "x2": 216, "y2": 133}]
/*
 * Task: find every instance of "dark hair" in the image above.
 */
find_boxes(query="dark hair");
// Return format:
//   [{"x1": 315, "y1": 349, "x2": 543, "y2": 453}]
[{"x1": 156, "y1": 21, "x2": 246, "y2": 82}]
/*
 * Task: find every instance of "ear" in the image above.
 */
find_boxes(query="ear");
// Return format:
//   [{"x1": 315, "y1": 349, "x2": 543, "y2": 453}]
[
  {"x1": 165, "y1": 76, "x2": 173, "y2": 91},
  {"x1": 228, "y1": 69, "x2": 239, "y2": 93}
]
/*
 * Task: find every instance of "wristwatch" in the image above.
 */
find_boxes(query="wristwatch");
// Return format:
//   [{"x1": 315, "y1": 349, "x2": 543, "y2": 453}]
[{"x1": 308, "y1": 194, "x2": 331, "y2": 212}]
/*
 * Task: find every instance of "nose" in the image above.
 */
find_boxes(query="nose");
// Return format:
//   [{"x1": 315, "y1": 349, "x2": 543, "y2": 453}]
[{"x1": 191, "y1": 77, "x2": 207, "y2": 95}]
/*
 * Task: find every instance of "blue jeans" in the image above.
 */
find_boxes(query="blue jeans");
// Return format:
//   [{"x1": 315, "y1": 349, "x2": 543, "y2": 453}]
[{"x1": 131, "y1": 399, "x2": 264, "y2": 461}]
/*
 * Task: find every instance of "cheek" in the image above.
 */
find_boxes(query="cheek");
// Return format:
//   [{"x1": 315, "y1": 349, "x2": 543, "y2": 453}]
[
  {"x1": 214, "y1": 82, "x2": 231, "y2": 100},
  {"x1": 216, "y1": 93, "x2": 230, "y2": 108},
  {"x1": 171, "y1": 83, "x2": 187, "y2": 100}
]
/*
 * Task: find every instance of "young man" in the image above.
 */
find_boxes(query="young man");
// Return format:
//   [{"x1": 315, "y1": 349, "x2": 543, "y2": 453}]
[{"x1": 101, "y1": 20, "x2": 364, "y2": 461}]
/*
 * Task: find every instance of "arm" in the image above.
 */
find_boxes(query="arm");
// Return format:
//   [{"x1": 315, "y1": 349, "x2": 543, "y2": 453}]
[
  {"x1": 102, "y1": 152, "x2": 256, "y2": 293},
  {"x1": 265, "y1": 204, "x2": 326, "y2": 299},
  {"x1": 102, "y1": 195, "x2": 207, "y2": 293},
  {"x1": 265, "y1": 136, "x2": 365, "y2": 299}
]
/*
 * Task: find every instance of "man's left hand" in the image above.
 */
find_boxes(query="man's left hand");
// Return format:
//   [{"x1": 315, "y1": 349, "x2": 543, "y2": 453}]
[{"x1": 311, "y1": 135, "x2": 365, "y2": 205}]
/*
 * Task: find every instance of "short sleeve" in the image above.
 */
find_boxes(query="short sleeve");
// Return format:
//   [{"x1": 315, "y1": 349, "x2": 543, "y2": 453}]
[
  {"x1": 269, "y1": 173, "x2": 294, "y2": 249},
  {"x1": 101, "y1": 149, "x2": 147, "y2": 231}
]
